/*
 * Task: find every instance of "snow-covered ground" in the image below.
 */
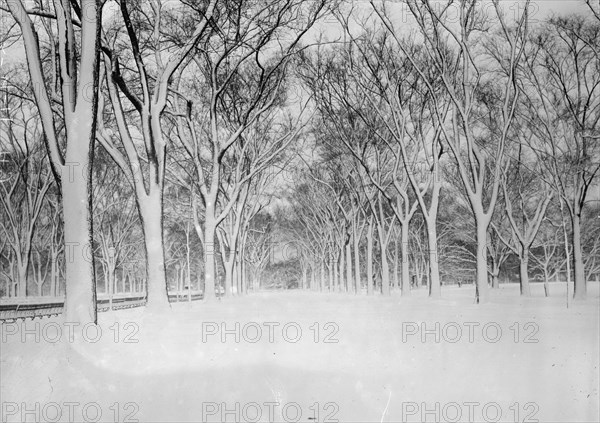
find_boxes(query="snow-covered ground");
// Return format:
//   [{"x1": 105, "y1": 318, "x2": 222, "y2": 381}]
[{"x1": 2, "y1": 282, "x2": 599, "y2": 422}]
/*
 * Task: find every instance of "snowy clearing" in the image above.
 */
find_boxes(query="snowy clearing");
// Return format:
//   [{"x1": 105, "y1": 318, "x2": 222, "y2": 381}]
[{"x1": 2, "y1": 282, "x2": 599, "y2": 423}]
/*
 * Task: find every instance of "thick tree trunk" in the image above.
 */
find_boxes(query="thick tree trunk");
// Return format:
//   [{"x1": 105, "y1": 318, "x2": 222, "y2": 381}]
[
  {"x1": 16, "y1": 260, "x2": 27, "y2": 297},
  {"x1": 140, "y1": 189, "x2": 170, "y2": 311},
  {"x1": 224, "y1": 258, "x2": 234, "y2": 296},
  {"x1": 491, "y1": 271, "x2": 499, "y2": 289},
  {"x1": 572, "y1": 213, "x2": 586, "y2": 300},
  {"x1": 400, "y1": 223, "x2": 410, "y2": 296},
  {"x1": 61, "y1": 163, "x2": 97, "y2": 324},
  {"x1": 519, "y1": 247, "x2": 531, "y2": 296},
  {"x1": 475, "y1": 220, "x2": 490, "y2": 304}
]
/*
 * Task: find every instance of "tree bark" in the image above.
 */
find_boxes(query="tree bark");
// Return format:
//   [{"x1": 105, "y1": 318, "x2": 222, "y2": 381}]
[
  {"x1": 366, "y1": 218, "x2": 374, "y2": 295},
  {"x1": 346, "y1": 242, "x2": 352, "y2": 294},
  {"x1": 62, "y1": 163, "x2": 97, "y2": 323},
  {"x1": 519, "y1": 247, "x2": 531, "y2": 296},
  {"x1": 475, "y1": 220, "x2": 490, "y2": 303},
  {"x1": 338, "y1": 246, "x2": 345, "y2": 292},
  {"x1": 353, "y1": 225, "x2": 361, "y2": 294},
  {"x1": 140, "y1": 189, "x2": 170, "y2": 311},
  {"x1": 572, "y1": 212, "x2": 586, "y2": 300},
  {"x1": 203, "y1": 212, "x2": 217, "y2": 300},
  {"x1": 427, "y1": 220, "x2": 441, "y2": 298},
  {"x1": 400, "y1": 223, "x2": 411, "y2": 296}
]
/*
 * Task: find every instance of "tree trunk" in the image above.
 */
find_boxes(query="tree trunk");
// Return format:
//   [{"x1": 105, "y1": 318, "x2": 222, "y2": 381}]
[
  {"x1": 366, "y1": 218, "x2": 374, "y2": 295},
  {"x1": 543, "y1": 268, "x2": 550, "y2": 297},
  {"x1": 140, "y1": 188, "x2": 170, "y2": 311},
  {"x1": 320, "y1": 260, "x2": 325, "y2": 292},
  {"x1": 224, "y1": 257, "x2": 234, "y2": 296},
  {"x1": 353, "y1": 227, "x2": 361, "y2": 294},
  {"x1": 519, "y1": 247, "x2": 531, "y2": 296},
  {"x1": 328, "y1": 259, "x2": 333, "y2": 291},
  {"x1": 380, "y1": 250, "x2": 390, "y2": 296},
  {"x1": 338, "y1": 246, "x2": 344, "y2": 292},
  {"x1": 400, "y1": 223, "x2": 411, "y2": 296},
  {"x1": 475, "y1": 220, "x2": 490, "y2": 304},
  {"x1": 203, "y1": 215, "x2": 217, "y2": 300},
  {"x1": 393, "y1": 238, "x2": 399, "y2": 291},
  {"x1": 16, "y1": 259, "x2": 27, "y2": 297},
  {"x1": 346, "y1": 242, "x2": 352, "y2": 294},
  {"x1": 50, "y1": 252, "x2": 57, "y2": 297},
  {"x1": 572, "y1": 212, "x2": 586, "y2": 300},
  {"x1": 301, "y1": 266, "x2": 307, "y2": 290},
  {"x1": 427, "y1": 220, "x2": 441, "y2": 298},
  {"x1": 61, "y1": 162, "x2": 97, "y2": 323},
  {"x1": 491, "y1": 272, "x2": 499, "y2": 289},
  {"x1": 237, "y1": 255, "x2": 243, "y2": 295}
]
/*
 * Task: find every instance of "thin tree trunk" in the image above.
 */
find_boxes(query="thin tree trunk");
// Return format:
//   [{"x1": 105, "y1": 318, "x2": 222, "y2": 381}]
[
  {"x1": 572, "y1": 212, "x2": 586, "y2": 300},
  {"x1": 320, "y1": 260, "x2": 325, "y2": 292},
  {"x1": 328, "y1": 259, "x2": 333, "y2": 292},
  {"x1": 338, "y1": 246, "x2": 344, "y2": 292},
  {"x1": 427, "y1": 221, "x2": 441, "y2": 298},
  {"x1": 367, "y1": 218, "x2": 374, "y2": 295},
  {"x1": 346, "y1": 242, "x2": 352, "y2": 294},
  {"x1": 203, "y1": 215, "x2": 217, "y2": 300},
  {"x1": 543, "y1": 268, "x2": 550, "y2": 297},
  {"x1": 353, "y1": 227, "x2": 361, "y2": 294},
  {"x1": 400, "y1": 223, "x2": 410, "y2": 296},
  {"x1": 393, "y1": 237, "x2": 399, "y2": 291}
]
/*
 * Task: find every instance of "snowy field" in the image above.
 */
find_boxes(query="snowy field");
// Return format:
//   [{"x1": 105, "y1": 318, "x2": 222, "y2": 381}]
[{"x1": 1, "y1": 282, "x2": 599, "y2": 423}]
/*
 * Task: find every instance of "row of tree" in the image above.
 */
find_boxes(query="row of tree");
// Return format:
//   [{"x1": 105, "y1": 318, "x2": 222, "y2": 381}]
[
  {"x1": 1, "y1": 0, "x2": 332, "y2": 324},
  {"x1": 283, "y1": 0, "x2": 599, "y2": 304},
  {"x1": 0, "y1": 1, "x2": 598, "y2": 325}
]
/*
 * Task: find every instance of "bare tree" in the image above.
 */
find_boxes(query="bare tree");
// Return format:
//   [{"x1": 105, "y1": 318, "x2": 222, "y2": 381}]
[
  {"x1": 96, "y1": 0, "x2": 218, "y2": 310},
  {"x1": 0, "y1": 94, "x2": 51, "y2": 297},
  {"x1": 175, "y1": 0, "x2": 328, "y2": 300},
  {"x1": 496, "y1": 153, "x2": 552, "y2": 295},
  {"x1": 372, "y1": 0, "x2": 530, "y2": 303},
  {"x1": 520, "y1": 14, "x2": 600, "y2": 300},
  {"x1": 5, "y1": 0, "x2": 103, "y2": 323}
]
